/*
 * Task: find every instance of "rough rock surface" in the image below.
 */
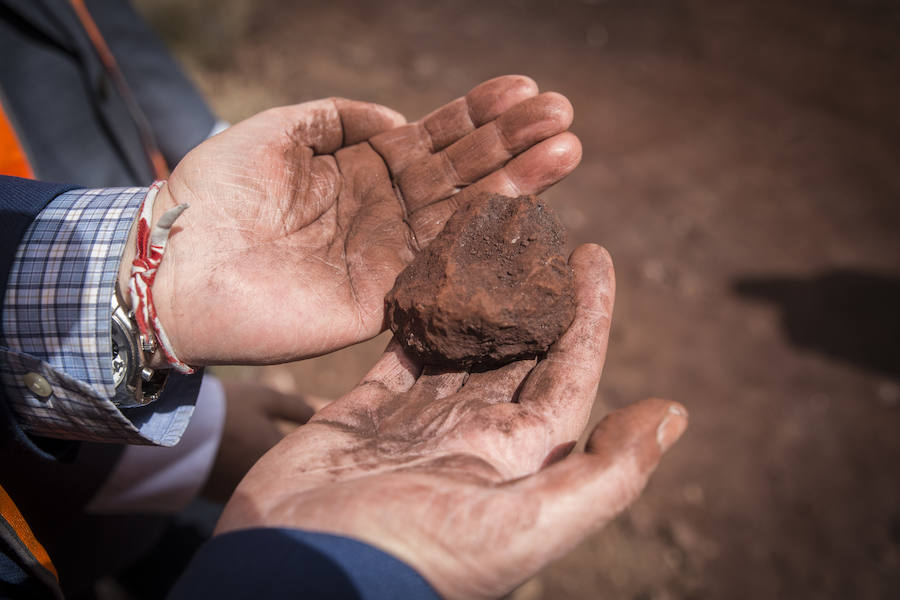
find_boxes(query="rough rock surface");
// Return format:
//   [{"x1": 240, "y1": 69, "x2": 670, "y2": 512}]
[{"x1": 386, "y1": 193, "x2": 576, "y2": 370}]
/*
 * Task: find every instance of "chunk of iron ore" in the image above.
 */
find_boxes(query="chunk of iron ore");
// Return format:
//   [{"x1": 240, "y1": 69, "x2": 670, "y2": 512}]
[{"x1": 386, "y1": 193, "x2": 576, "y2": 369}]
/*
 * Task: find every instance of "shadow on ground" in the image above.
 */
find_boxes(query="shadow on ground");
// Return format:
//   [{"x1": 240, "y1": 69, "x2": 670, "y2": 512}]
[{"x1": 735, "y1": 270, "x2": 900, "y2": 379}]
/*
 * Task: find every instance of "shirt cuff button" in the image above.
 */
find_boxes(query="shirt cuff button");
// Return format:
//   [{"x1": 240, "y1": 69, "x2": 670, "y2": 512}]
[{"x1": 24, "y1": 372, "x2": 53, "y2": 399}]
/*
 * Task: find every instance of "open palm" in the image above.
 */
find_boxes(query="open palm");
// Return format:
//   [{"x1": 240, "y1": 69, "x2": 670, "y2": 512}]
[
  {"x1": 148, "y1": 76, "x2": 581, "y2": 365},
  {"x1": 215, "y1": 245, "x2": 688, "y2": 599}
]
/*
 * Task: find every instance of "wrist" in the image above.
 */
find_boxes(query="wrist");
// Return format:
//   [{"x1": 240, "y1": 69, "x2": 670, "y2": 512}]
[
  {"x1": 117, "y1": 203, "x2": 139, "y2": 307},
  {"x1": 116, "y1": 183, "x2": 181, "y2": 370}
]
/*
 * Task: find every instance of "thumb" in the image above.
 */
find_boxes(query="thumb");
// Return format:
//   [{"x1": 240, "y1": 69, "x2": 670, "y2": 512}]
[
  {"x1": 275, "y1": 98, "x2": 407, "y2": 153},
  {"x1": 332, "y1": 98, "x2": 407, "y2": 146},
  {"x1": 511, "y1": 398, "x2": 687, "y2": 564}
]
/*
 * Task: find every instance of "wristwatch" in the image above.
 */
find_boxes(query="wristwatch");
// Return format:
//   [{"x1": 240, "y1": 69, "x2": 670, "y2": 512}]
[{"x1": 110, "y1": 283, "x2": 168, "y2": 407}]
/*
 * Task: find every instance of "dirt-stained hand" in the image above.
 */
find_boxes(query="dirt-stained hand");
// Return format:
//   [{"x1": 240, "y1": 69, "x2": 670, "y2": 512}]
[
  {"x1": 135, "y1": 75, "x2": 581, "y2": 365},
  {"x1": 215, "y1": 244, "x2": 688, "y2": 600}
]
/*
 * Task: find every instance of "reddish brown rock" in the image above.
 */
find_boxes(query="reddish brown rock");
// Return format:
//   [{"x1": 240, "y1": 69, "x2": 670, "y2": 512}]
[{"x1": 386, "y1": 193, "x2": 576, "y2": 370}]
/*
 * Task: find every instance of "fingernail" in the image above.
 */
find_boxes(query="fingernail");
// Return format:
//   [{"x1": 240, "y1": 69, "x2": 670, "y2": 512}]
[{"x1": 656, "y1": 404, "x2": 688, "y2": 452}]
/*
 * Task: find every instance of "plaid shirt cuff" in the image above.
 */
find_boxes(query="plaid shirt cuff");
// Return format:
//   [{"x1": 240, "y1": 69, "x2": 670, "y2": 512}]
[{"x1": 0, "y1": 188, "x2": 195, "y2": 446}]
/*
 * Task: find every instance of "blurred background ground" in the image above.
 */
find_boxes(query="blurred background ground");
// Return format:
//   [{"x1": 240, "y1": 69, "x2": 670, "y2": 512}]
[{"x1": 134, "y1": 0, "x2": 900, "y2": 598}]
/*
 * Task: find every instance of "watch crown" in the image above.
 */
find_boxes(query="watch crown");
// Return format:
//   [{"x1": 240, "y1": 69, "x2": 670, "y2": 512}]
[
  {"x1": 140, "y1": 333, "x2": 157, "y2": 354},
  {"x1": 111, "y1": 285, "x2": 168, "y2": 408}
]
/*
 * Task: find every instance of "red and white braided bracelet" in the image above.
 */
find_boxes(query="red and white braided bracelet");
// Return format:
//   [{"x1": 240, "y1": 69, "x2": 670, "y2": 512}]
[{"x1": 128, "y1": 180, "x2": 194, "y2": 374}]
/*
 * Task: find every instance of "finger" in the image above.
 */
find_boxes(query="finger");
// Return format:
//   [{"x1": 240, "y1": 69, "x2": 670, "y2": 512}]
[
  {"x1": 461, "y1": 131, "x2": 582, "y2": 198},
  {"x1": 516, "y1": 244, "x2": 615, "y2": 444},
  {"x1": 329, "y1": 363, "x2": 467, "y2": 430},
  {"x1": 335, "y1": 98, "x2": 408, "y2": 146},
  {"x1": 506, "y1": 399, "x2": 687, "y2": 566},
  {"x1": 311, "y1": 338, "x2": 421, "y2": 428},
  {"x1": 461, "y1": 359, "x2": 536, "y2": 404},
  {"x1": 397, "y1": 93, "x2": 574, "y2": 213},
  {"x1": 275, "y1": 98, "x2": 406, "y2": 154},
  {"x1": 584, "y1": 398, "x2": 687, "y2": 459},
  {"x1": 357, "y1": 338, "x2": 423, "y2": 394},
  {"x1": 409, "y1": 132, "x2": 582, "y2": 246},
  {"x1": 409, "y1": 366, "x2": 469, "y2": 402},
  {"x1": 369, "y1": 75, "x2": 538, "y2": 175}
]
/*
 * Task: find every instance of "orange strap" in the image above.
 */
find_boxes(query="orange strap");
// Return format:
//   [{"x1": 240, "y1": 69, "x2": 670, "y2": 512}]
[
  {"x1": 2, "y1": 3, "x2": 168, "y2": 182},
  {"x1": 0, "y1": 484, "x2": 58, "y2": 579},
  {"x1": 0, "y1": 103, "x2": 34, "y2": 179}
]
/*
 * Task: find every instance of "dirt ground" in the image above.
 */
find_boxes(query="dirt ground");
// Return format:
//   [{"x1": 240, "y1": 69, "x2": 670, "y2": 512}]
[{"x1": 137, "y1": 0, "x2": 900, "y2": 597}]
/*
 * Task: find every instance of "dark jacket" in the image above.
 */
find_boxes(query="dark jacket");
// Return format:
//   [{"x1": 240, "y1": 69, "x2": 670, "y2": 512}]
[
  {"x1": 0, "y1": 0, "x2": 212, "y2": 592},
  {"x1": 0, "y1": 2, "x2": 436, "y2": 598},
  {"x1": 0, "y1": 0, "x2": 215, "y2": 187}
]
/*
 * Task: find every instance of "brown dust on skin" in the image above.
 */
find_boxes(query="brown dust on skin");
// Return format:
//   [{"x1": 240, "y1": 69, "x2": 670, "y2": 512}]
[
  {"x1": 149, "y1": 84, "x2": 577, "y2": 365},
  {"x1": 210, "y1": 245, "x2": 681, "y2": 600}
]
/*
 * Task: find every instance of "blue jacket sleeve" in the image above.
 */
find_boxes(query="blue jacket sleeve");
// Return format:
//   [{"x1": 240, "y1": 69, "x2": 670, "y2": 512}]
[
  {"x1": 0, "y1": 176, "x2": 76, "y2": 326},
  {"x1": 168, "y1": 529, "x2": 440, "y2": 600}
]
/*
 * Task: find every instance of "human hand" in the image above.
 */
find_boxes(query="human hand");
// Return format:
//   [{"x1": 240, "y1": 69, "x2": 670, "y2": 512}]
[
  {"x1": 201, "y1": 379, "x2": 329, "y2": 503},
  {"x1": 129, "y1": 75, "x2": 580, "y2": 365},
  {"x1": 215, "y1": 244, "x2": 688, "y2": 599}
]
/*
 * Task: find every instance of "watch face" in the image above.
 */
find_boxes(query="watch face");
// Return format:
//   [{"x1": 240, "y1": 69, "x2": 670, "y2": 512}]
[
  {"x1": 110, "y1": 286, "x2": 167, "y2": 407},
  {"x1": 111, "y1": 317, "x2": 132, "y2": 388}
]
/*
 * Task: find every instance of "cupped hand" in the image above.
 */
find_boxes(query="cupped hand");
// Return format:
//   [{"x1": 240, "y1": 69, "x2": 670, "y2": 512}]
[
  {"x1": 142, "y1": 75, "x2": 581, "y2": 365},
  {"x1": 215, "y1": 244, "x2": 688, "y2": 600}
]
